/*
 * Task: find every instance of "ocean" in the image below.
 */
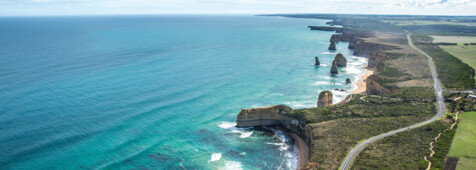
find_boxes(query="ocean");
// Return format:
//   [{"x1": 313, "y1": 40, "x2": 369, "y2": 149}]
[{"x1": 0, "y1": 15, "x2": 367, "y2": 169}]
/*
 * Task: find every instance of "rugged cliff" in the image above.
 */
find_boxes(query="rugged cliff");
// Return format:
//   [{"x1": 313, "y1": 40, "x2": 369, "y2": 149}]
[{"x1": 317, "y1": 90, "x2": 333, "y2": 108}]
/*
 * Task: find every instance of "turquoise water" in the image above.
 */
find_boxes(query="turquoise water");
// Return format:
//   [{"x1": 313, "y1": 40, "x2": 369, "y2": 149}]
[{"x1": 0, "y1": 15, "x2": 366, "y2": 169}]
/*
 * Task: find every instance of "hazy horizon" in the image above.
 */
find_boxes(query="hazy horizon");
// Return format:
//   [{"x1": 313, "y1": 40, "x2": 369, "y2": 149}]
[{"x1": 2, "y1": 0, "x2": 476, "y2": 16}]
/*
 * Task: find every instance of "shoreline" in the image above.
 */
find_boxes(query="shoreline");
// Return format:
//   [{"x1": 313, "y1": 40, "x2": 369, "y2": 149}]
[
  {"x1": 290, "y1": 133, "x2": 309, "y2": 169},
  {"x1": 352, "y1": 64, "x2": 373, "y2": 94}
]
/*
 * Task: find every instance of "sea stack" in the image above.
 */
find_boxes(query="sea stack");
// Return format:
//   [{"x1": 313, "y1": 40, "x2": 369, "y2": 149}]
[
  {"x1": 317, "y1": 90, "x2": 333, "y2": 108},
  {"x1": 328, "y1": 41, "x2": 337, "y2": 50},
  {"x1": 330, "y1": 60, "x2": 338, "y2": 74},
  {"x1": 346, "y1": 78, "x2": 351, "y2": 84},
  {"x1": 334, "y1": 53, "x2": 347, "y2": 67},
  {"x1": 315, "y1": 56, "x2": 320, "y2": 65}
]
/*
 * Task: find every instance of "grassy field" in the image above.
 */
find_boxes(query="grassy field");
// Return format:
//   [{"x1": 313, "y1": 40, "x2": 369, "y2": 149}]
[
  {"x1": 439, "y1": 46, "x2": 476, "y2": 79},
  {"x1": 456, "y1": 158, "x2": 476, "y2": 170},
  {"x1": 448, "y1": 112, "x2": 476, "y2": 158},
  {"x1": 383, "y1": 20, "x2": 476, "y2": 27},
  {"x1": 432, "y1": 36, "x2": 476, "y2": 44},
  {"x1": 352, "y1": 120, "x2": 454, "y2": 170}
]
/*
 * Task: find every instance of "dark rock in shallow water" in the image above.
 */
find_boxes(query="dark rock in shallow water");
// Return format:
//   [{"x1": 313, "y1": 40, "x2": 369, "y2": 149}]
[
  {"x1": 346, "y1": 78, "x2": 351, "y2": 84},
  {"x1": 314, "y1": 56, "x2": 320, "y2": 65},
  {"x1": 334, "y1": 53, "x2": 347, "y2": 67},
  {"x1": 330, "y1": 60, "x2": 338, "y2": 74},
  {"x1": 328, "y1": 41, "x2": 337, "y2": 50}
]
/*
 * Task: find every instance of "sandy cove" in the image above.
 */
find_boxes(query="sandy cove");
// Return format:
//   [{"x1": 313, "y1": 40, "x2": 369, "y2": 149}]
[
  {"x1": 290, "y1": 133, "x2": 309, "y2": 170},
  {"x1": 352, "y1": 65, "x2": 374, "y2": 94}
]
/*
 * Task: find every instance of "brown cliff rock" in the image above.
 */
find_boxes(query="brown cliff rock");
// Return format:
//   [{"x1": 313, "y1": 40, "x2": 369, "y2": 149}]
[
  {"x1": 330, "y1": 60, "x2": 338, "y2": 74},
  {"x1": 317, "y1": 90, "x2": 333, "y2": 108},
  {"x1": 236, "y1": 105, "x2": 293, "y2": 127},
  {"x1": 334, "y1": 53, "x2": 347, "y2": 67},
  {"x1": 366, "y1": 75, "x2": 391, "y2": 95}
]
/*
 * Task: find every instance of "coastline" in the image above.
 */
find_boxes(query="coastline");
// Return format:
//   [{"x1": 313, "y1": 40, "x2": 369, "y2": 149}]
[
  {"x1": 352, "y1": 65, "x2": 373, "y2": 94},
  {"x1": 290, "y1": 133, "x2": 309, "y2": 169}
]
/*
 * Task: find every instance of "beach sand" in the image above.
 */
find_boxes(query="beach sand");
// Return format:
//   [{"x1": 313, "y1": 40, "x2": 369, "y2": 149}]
[
  {"x1": 291, "y1": 133, "x2": 309, "y2": 169},
  {"x1": 352, "y1": 66, "x2": 374, "y2": 94}
]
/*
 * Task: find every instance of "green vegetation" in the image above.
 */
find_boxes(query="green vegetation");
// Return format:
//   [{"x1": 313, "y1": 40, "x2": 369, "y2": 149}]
[
  {"x1": 456, "y1": 158, "x2": 476, "y2": 170},
  {"x1": 404, "y1": 24, "x2": 476, "y2": 36},
  {"x1": 285, "y1": 87, "x2": 435, "y2": 124},
  {"x1": 432, "y1": 36, "x2": 476, "y2": 44},
  {"x1": 384, "y1": 20, "x2": 476, "y2": 27},
  {"x1": 412, "y1": 35, "x2": 475, "y2": 89},
  {"x1": 439, "y1": 45, "x2": 476, "y2": 80},
  {"x1": 448, "y1": 112, "x2": 476, "y2": 158},
  {"x1": 444, "y1": 93, "x2": 476, "y2": 113},
  {"x1": 307, "y1": 116, "x2": 429, "y2": 169},
  {"x1": 352, "y1": 120, "x2": 455, "y2": 170}
]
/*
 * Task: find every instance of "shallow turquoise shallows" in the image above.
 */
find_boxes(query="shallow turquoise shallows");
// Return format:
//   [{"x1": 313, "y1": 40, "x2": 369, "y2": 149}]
[{"x1": 0, "y1": 15, "x2": 366, "y2": 169}]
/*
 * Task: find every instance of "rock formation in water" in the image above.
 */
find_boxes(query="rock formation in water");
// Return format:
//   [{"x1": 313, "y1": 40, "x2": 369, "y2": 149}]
[
  {"x1": 328, "y1": 41, "x2": 337, "y2": 50},
  {"x1": 314, "y1": 57, "x2": 320, "y2": 65},
  {"x1": 346, "y1": 78, "x2": 351, "y2": 84},
  {"x1": 317, "y1": 90, "x2": 333, "y2": 108},
  {"x1": 330, "y1": 60, "x2": 338, "y2": 74},
  {"x1": 334, "y1": 53, "x2": 347, "y2": 67}
]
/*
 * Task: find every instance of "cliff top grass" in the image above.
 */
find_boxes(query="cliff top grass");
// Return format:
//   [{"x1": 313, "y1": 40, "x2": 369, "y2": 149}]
[
  {"x1": 448, "y1": 112, "x2": 476, "y2": 158},
  {"x1": 439, "y1": 45, "x2": 476, "y2": 80},
  {"x1": 432, "y1": 35, "x2": 476, "y2": 44}
]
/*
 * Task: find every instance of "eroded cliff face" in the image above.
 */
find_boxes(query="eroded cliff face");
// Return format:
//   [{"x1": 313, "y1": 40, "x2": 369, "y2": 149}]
[
  {"x1": 236, "y1": 105, "x2": 296, "y2": 127},
  {"x1": 236, "y1": 105, "x2": 314, "y2": 161},
  {"x1": 365, "y1": 75, "x2": 399, "y2": 95},
  {"x1": 368, "y1": 51, "x2": 388, "y2": 72},
  {"x1": 317, "y1": 90, "x2": 333, "y2": 108}
]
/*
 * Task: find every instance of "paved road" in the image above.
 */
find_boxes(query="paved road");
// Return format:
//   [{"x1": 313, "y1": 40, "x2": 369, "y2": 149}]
[{"x1": 339, "y1": 32, "x2": 446, "y2": 170}]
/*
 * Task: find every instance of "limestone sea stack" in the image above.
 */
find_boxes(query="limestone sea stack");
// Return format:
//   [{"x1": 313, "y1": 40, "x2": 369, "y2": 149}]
[
  {"x1": 314, "y1": 56, "x2": 320, "y2": 65},
  {"x1": 317, "y1": 90, "x2": 333, "y2": 108},
  {"x1": 334, "y1": 53, "x2": 347, "y2": 67},
  {"x1": 330, "y1": 60, "x2": 338, "y2": 74},
  {"x1": 328, "y1": 41, "x2": 337, "y2": 50}
]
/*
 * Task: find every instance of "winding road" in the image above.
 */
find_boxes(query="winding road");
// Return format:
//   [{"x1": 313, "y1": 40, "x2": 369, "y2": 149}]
[{"x1": 339, "y1": 32, "x2": 447, "y2": 170}]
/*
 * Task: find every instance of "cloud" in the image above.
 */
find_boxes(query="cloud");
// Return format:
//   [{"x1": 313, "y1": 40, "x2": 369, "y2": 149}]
[{"x1": 392, "y1": 0, "x2": 471, "y2": 7}]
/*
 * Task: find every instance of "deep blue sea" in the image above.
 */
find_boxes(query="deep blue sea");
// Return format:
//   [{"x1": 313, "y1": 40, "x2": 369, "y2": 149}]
[{"x1": 0, "y1": 15, "x2": 366, "y2": 169}]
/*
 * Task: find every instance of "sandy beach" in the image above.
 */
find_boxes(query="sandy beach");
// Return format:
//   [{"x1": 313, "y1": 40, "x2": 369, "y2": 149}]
[
  {"x1": 352, "y1": 66, "x2": 374, "y2": 94},
  {"x1": 290, "y1": 133, "x2": 309, "y2": 169}
]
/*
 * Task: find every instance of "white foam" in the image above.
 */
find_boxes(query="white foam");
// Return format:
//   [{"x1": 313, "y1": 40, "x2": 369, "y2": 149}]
[
  {"x1": 220, "y1": 121, "x2": 253, "y2": 138},
  {"x1": 208, "y1": 153, "x2": 222, "y2": 162},
  {"x1": 313, "y1": 81, "x2": 329, "y2": 85},
  {"x1": 223, "y1": 160, "x2": 243, "y2": 170},
  {"x1": 321, "y1": 51, "x2": 337, "y2": 55},
  {"x1": 239, "y1": 131, "x2": 253, "y2": 138},
  {"x1": 218, "y1": 122, "x2": 236, "y2": 129}
]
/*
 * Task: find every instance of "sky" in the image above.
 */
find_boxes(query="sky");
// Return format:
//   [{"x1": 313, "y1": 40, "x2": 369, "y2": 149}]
[{"x1": 1, "y1": 0, "x2": 476, "y2": 16}]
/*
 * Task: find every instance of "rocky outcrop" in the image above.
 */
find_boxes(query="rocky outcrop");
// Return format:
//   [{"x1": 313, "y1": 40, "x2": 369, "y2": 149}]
[
  {"x1": 308, "y1": 26, "x2": 343, "y2": 32},
  {"x1": 328, "y1": 41, "x2": 337, "y2": 50},
  {"x1": 315, "y1": 56, "x2": 320, "y2": 65},
  {"x1": 317, "y1": 90, "x2": 333, "y2": 108},
  {"x1": 348, "y1": 37, "x2": 357, "y2": 49},
  {"x1": 368, "y1": 51, "x2": 388, "y2": 72},
  {"x1": 366, "y1": 75, "x2": 398, "y2": 95},
  {"x1": 236, "y1": 105, "x2": 294, "y2": 127},
  {"x1": 334, "y1": 53, "x2": 347, "y2": 67},
  {"x1": 330, "y1": 60, "x2": 338, "y2": 74},
  {"x1": 330, "y1": 33, "x2": 351, "y2": 42},
  {"x1": 346, "y1": 78, "x2": 351, "y2": 84}
]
